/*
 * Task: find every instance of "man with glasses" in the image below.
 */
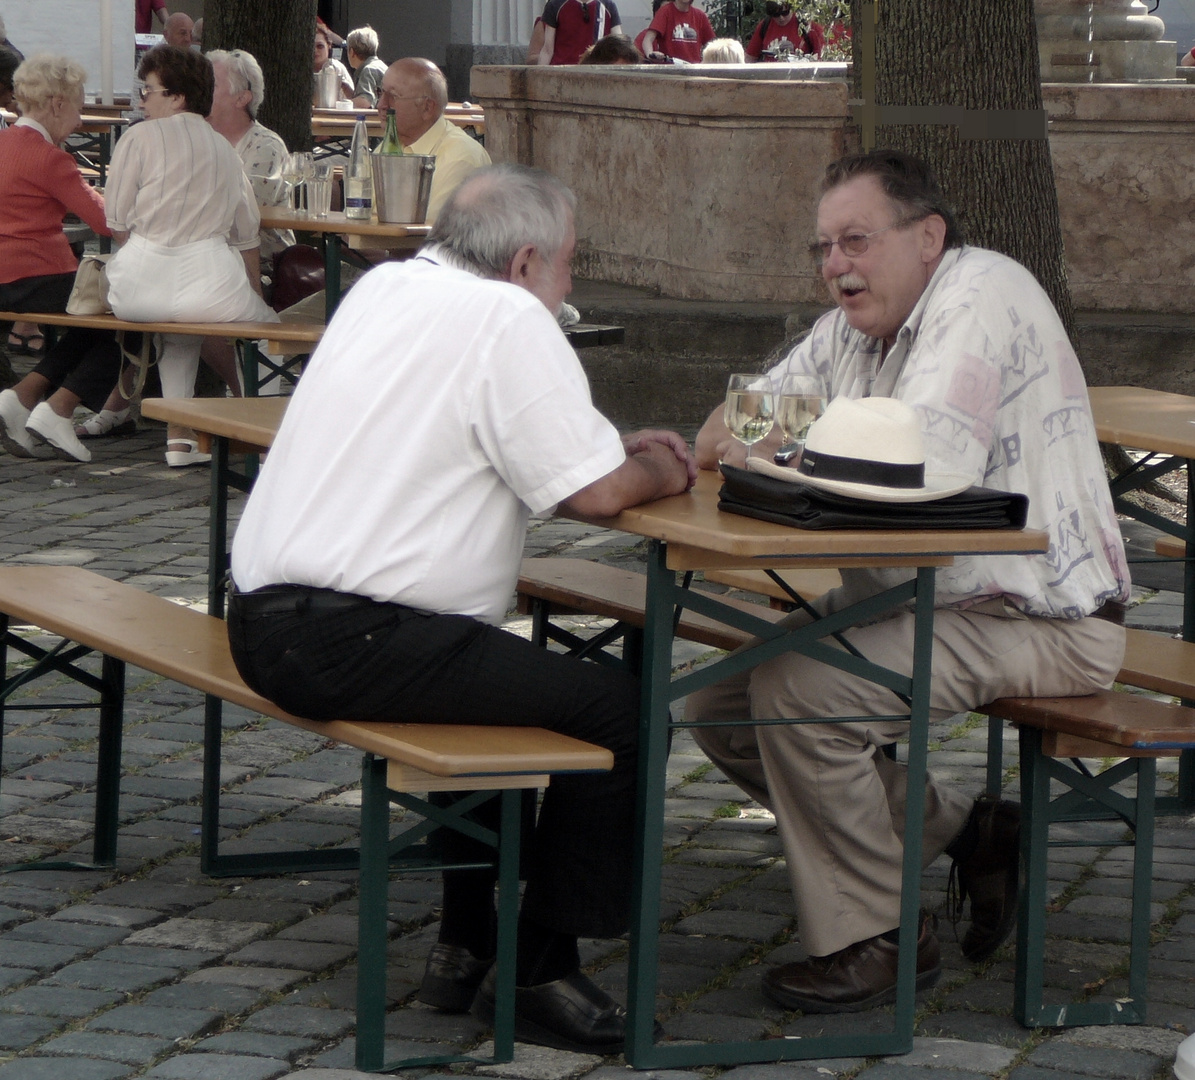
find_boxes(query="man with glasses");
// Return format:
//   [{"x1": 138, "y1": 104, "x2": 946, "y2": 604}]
[
  {"x1": 688, "y1": 149, "x2": 1130, "y2": 1013},
  {"x1": 376, "y1": 58, "x2": 490, "y2": 224}
]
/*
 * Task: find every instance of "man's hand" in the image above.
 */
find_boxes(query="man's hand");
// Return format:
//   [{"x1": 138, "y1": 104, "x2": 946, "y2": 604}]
[
  {"x1": 622, "y1": 428, "x2": 697, "y2": 489},
  {"x1": 560, "y1": 435, "x2": 692, "y2": 519}
]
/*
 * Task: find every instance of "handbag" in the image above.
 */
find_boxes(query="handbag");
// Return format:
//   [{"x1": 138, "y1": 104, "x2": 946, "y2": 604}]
[
  {"x1": 718, "y1": 464, "x2": 1029, "y2": 530},
  {"x1": 65, "y1": 253, "x2": 113, "y2": 315}
]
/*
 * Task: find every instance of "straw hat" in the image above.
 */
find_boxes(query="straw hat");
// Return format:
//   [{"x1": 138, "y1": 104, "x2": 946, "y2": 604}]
[{"x1": 747, "y1": 396, "x2": 973, "y2": 503}]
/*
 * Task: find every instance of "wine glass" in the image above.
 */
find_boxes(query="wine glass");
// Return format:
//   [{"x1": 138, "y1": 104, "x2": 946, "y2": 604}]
[
  {"x1": 776, "y1": 373, "x2": 827, "y2": 466},
  {"x1": 723, "y1": 373, "x2": 775, "y2": 463},
  {"x1": 281, "y1": 153, "x2": 304, "y2": 211},
  {"x1": 294, "y1": 152, "x2": 315, "y2": 215}
]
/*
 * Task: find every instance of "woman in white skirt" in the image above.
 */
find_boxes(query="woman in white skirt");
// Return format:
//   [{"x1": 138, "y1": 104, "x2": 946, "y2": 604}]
[{"x1": 104, "y1": 44, "x2": 278, "y2": 466}]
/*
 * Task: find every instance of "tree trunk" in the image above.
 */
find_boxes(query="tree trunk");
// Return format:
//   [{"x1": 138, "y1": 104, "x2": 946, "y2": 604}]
[
  {"x1": 204, "y1": 0, "x2": 316, "y2": 152},
  {"x1": 848, "y1": 0, "x2": 1077, "y2": 346}
]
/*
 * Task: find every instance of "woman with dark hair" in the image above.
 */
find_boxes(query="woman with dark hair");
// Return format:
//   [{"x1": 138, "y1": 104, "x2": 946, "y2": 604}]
[{"x1": 101, "y1": 45, "x2": 277, "y2": 466}]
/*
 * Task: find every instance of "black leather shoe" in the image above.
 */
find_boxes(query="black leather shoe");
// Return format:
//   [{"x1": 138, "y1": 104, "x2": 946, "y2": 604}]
[
  {"x1": 762, "y1": 910, "x2": 941, "y2": 1014},
  {"x1": 473, "y1": 967, "x2": 628, "y2": 1054},
  {"x1": 948, "y1": 796, "x2": 1021, "y2": 962},
  {"x1": 415, "y1": 943, "x2": 493, "y2": 1012}
]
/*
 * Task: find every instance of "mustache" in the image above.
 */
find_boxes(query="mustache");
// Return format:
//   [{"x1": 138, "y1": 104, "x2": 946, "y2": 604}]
[{"x1": 830, "y1": 272, "x2": 867, "y2": 293}]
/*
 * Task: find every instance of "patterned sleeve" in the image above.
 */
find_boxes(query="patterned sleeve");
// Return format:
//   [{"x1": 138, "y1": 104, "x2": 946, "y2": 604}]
[{"x1": 104, "y1": 126, "x2": 140, "y2": 233}]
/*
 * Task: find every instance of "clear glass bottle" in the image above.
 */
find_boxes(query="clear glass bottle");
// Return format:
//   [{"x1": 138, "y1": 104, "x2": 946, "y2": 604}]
[
  {"x1": 378, "y1": 108, "x2": 403, "y2": 155},
  {"x1": 345, "y1": 114, "x2": 373, "y2": 220}
]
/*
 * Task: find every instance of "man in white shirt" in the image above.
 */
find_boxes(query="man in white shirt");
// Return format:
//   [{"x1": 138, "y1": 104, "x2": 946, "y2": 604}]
[
  {"x1": 376, "y1": 58, "x2": 491, "y2": 223},
  {"x1": 228, "y1": 164, "x2": 694, "y2": 1054},
  {"x1": 689, "y1": 149, "x2": 1132, "y2": 1014}
]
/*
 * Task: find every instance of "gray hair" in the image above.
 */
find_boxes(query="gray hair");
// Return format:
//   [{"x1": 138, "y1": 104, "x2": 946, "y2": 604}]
[
  {"x1": 207, "y1": 48, "x2": 264, "y2": 118},
  {"x1": 346, "y1": 25, "x2": 378, "y2": 59},
  {"x1": 430, "y1": 164, "x2": 576, "y2": 279},
  {"x1": 13, "y1": 52, "x2": 87, "y2": 112}
]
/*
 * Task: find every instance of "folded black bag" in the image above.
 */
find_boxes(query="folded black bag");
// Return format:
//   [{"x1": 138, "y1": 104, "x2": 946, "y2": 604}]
[{"x1": 718, "y1": 464, "x2": 1029, "y2": 530}]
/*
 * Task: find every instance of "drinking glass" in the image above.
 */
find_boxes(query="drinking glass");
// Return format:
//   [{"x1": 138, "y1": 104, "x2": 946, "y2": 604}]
[
  {"x1": 776, "y1": 373, "x2": 826, "y2": 465},
  {"x1": 307, "y1": 162, "x2": 334, "y2": 218},
  {"x1": 723, "y1": 373, "x2": 775, "y2": 462},
  {"x1": 294, "y1": 152, "x2": 315, "y2": 215},
  {"x1": 281, "y1": 153, "x2": 303, "y2": 211}
]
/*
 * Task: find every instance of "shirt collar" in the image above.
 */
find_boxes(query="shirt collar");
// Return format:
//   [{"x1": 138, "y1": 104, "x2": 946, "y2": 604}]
[
  {"x1": 406, "y1": 115, "x2": 448, "y2": 155},
  {"x1": 15, "y1": 116, "x2": 53, "y2": 143}
]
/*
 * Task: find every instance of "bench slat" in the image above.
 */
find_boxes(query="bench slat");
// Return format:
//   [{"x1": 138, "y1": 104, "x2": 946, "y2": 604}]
[
  {"x1": 1155, "y1": 535, "x2": 1185, "y2": 560},
  {"x1": 0, "y1": 310, "x2": 323, "y2": 343},
  {"x1": 0, "y1": 566, "x2": 611, "y2": 779},
  {"x1": 1121, "y1": 627, "x2": 1195, "y2": 700},
  {"x1": 517, "y1": 557, "x2": 786, "y2": 654},
  {"x1": 983, "y1": 689, "x2": 1195, "y2": 750}
]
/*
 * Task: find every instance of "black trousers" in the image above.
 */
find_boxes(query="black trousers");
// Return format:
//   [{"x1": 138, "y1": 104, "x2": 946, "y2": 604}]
[
  {"x1": 0, "y1": 273, "x2": 124, "y2": 413},
  {"x1": 227, "y1": 583, "x2": 641, "y2": 938}
]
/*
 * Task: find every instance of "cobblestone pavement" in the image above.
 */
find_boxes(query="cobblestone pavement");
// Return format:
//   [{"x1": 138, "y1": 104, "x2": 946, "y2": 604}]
[{"x1": 0, "y1": 421, "x2": 1193, "y2": 1080}]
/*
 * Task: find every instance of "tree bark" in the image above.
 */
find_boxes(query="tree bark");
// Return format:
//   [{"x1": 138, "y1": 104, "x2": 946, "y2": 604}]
[
  {"x1": 204, "y1": 0, "x2": 316, "y2": 152},
  {"x1": 848, "y1": 0, "x2": 1077, "y2": 346}
]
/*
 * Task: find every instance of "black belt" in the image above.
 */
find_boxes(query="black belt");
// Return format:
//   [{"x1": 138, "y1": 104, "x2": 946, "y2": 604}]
[{"x1": 228, "y1": 581, "x2": 380, "y2": 616}]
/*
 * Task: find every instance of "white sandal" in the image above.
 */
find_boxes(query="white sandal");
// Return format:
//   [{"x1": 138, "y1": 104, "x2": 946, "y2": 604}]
[
  {"x1": 75, "y1": 407, "x2": 133, "y2": 438},
  {"x1": 164, "y1": 439, "x2": 211, "y2": 468}
]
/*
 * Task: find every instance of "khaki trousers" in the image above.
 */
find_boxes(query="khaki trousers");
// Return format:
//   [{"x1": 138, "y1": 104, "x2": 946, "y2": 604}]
[{"x1": 688, "y1": 604, "x2": 1125, "y2": 957}]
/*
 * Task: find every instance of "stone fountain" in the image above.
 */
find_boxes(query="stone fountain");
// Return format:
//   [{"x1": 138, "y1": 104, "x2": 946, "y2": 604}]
[{"x1": 1036, "y1": 0, "x2": 1178, "y2": 81}]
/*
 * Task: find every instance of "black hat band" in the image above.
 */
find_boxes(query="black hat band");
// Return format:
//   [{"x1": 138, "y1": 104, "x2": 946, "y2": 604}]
[{"x1": 798, "y1": 448, "x2": 925, "y2": 489}]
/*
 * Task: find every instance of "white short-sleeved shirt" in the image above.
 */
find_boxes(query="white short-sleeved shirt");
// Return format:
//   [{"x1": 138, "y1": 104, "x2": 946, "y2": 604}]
[
  {"x1": 231, "y1": 252, "x2": 627, "y2": 624},
  {"x1": 767, "y1": 246, "x2": 1131, "y2": 620},
  {"x1": 233, "y1": 121, "x2": 294, "y2": 260},
  {"x1": 106, "y1": 111, "x2": 261, "y2": 250}
]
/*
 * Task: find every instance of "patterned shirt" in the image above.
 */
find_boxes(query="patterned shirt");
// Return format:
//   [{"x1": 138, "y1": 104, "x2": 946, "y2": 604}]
[
  {"x1": 106, "y1": 111, "x2": 260, "y2": 251},
  {"x1": 233, "y1": 121, "x2": 294, "y2": 262},
  {"x1": 765, "y1": 246, "x2": 1131, "y2": 619}
]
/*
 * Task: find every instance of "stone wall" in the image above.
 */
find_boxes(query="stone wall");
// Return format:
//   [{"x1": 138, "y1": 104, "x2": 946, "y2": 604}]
[{"x1": 471, "y1": 66, "x2": 1195, "y2": 316}]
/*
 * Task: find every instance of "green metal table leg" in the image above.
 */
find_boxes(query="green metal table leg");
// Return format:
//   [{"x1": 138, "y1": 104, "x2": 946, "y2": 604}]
[
  {"x1": 1126, "y1": 756, "x2": 1155, "y2": 1017},
  {"x1": 491, "y1": 788, "x2": 521, "y2": 1064},
  {"x1": 1014, "y1": 725, "x2": 1050, "y2": 1026},
  {"x1": 208, "y1": 436, "x2": 229, "y2": 619}
]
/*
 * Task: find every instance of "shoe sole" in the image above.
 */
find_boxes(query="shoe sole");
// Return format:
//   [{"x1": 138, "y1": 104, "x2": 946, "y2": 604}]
[
  {"x1": 473, "y1": 991, "x2": 625, "y2": 1055},
  {"x1": 415, "y1": 975, "x2": 482, "y2": 1013},
  {"x1": 763, "y1": 965, "x2": 942, "y2": 1014},
  {"x1": 0, "y1": 416, "x2": 35, "y2": 458},
  {"x1": 27, "y1": 427, "x2": 90, "y2": 463}
]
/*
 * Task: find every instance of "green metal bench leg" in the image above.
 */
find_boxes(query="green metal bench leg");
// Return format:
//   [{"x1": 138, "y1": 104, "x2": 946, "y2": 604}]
[
  {"x1": 356, "y1": 753, "x2": 390, "y2": 1072},
  {"x1": 92, "y1": 655, "x2": 126, "y2": 866},
  {"x1": 1015, "y1": 726, "x2": 1153, "y2": 1027}
]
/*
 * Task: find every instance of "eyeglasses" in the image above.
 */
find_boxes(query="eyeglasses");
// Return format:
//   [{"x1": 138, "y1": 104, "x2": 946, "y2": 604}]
[
  {"x1": 378, "y1": 89, "x2": 428, "y2": 105},
  {"x1": 807, "y1": 220, "x2": 917, "y2": 262},
  {"x1": 139, "y1": 86, "x2": 170, "y2": 101}
]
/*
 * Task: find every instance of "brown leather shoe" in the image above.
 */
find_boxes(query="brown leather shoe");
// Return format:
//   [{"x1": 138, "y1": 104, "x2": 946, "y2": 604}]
[
  {"x1": 948, "y1": 796, "x2": 1020, "y2": 962},
  {"x1": 762, "y1": 911, "x2": 941, "y2": 1013}
]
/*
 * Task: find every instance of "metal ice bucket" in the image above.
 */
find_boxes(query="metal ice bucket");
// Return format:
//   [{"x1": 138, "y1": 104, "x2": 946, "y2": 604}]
[
  {"x1": 315, "y1": 64, "x2": 340, "y2": 109},
  {"x1": 371, "y1": 153, "x2": 436, "y2": 224}
]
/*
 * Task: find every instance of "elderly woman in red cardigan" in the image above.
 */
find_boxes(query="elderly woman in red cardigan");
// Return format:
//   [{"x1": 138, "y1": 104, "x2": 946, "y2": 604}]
[{"x1": 0, "y1": 54, "x2": 122, "y2": 463}]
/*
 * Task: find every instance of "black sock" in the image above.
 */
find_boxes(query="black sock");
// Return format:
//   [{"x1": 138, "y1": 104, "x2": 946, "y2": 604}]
[
  {"x1": 438, "y1": 868, "x2": 497, "y2": 959},
  {"x1": 516, "y1": 915, "x2": 580, "y2": 986}
]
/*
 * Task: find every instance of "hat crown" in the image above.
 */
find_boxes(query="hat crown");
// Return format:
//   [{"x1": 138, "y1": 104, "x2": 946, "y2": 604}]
[{"x1": 803, "y1": 397, "x2": 925, "y2": 467}]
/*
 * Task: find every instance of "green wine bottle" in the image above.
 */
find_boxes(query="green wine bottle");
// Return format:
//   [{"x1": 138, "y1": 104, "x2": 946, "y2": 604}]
[{"x1": 378, "y1": 109, "x2": 403, "y2": 155}]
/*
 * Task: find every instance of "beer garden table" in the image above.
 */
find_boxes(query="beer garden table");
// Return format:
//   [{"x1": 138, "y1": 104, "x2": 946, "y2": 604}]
[
  {"x1": 1088, "y1": 384, "x2": 1195, "y2": 804},
  {"x1": 139, "y1": 393, "x2": 1048, "y2": 1066}
]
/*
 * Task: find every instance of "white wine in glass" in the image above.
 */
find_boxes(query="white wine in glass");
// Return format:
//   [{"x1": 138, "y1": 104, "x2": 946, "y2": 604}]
[
  {"x1": 724, "y1": 374, "x2": 775, "y2": 461},
  {"x1": 776, "y1": 374, "x2": 826, "y2": 464}
]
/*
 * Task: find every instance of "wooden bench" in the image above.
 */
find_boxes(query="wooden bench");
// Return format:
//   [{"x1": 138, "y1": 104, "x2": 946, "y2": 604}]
[
  {"x1": 0, "y1": 565, "x2": 611, "y2": 1070},
  {"x1": 1155, "y1": 535, "x2": 1185, "y2": 559},
  {"x1": 978, "y1": 690, "x2": 1195, "y2": 1029},
  {"x1": 702, "y1": 568, "x2": 842, "y2": 609},
  {"x1": 0, "y1": 311, "x2": 324, "y2": 396},
  {"x1": 516, "y1": 557, "x2": 790, "y2": 666}
]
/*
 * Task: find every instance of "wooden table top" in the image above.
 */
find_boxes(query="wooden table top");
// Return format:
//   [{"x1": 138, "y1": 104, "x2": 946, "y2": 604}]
[
  {"x1": 141, "y1": 397, "x2": 287, "y2": 451},
  {"x1": 572, "y1": 471, "x2": 1050, "y2": 571},
  {"x1": 1089, "y1": 385, "x2": 1195, "y2": 458},
  {"x1": 258, "y1": 205, "x2": 432, "y2": 239}
]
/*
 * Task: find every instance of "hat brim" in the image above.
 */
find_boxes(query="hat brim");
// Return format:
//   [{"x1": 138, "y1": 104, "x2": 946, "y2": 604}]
[{"x1": 747, "y1": 458, "x2": 974, "y2": 503}]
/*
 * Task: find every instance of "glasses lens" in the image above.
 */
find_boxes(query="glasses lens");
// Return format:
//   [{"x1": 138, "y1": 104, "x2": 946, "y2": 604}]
[{"x1": 840, "y1": 234, "x2": 869, "y2": 257}]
